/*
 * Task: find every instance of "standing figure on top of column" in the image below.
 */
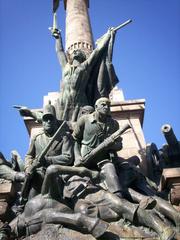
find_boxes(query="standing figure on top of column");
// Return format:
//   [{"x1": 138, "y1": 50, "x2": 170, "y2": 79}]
[{"x1": 51, "y1": 23, "x2": 119, "y2": 121}]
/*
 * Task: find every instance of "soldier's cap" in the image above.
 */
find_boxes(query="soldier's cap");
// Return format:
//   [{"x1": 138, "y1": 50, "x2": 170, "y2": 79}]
[
  {"x1": 81, "y1": 105, "x2": 94, "y2": 114},
  {"x1": 42, "y1": 101, "x2": 56, "y2": 120}
]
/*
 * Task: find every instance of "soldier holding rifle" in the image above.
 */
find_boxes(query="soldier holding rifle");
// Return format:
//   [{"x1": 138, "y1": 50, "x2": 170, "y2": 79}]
[
  {"x1": 73, "y1": 97, "x2": 127, "y2": 197},
  {"x1": 23, "y1": 101, "x2": 73, "y2": 199}
]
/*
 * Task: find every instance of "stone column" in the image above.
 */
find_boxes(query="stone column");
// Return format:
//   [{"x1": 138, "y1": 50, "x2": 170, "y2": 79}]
[{"x1": 64, "y1": 0, "x2": 94, "y2": 56}]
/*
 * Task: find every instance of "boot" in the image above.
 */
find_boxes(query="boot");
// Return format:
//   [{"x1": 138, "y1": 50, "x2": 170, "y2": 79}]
[
  {"x1": 100, "y1": 162, "x2": 123, "y2": 195},
  {"x1": 128, "y1": 188, "x2": 157, "y2": 210},
  {"x1": 80, "y1": 215, "x2": 109, "y2": 238},
  {"x1": 137, "y1": 208, "x2": 175, "y2": 240},
  {"x1": 154, "y1": 196, "x2": 180, "y2": 232}
]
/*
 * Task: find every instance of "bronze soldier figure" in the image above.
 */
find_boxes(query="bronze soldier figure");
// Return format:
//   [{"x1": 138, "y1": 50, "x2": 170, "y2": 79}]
[
  {"x1": 23, "y1": 102, "x2": 73, "y2": 199},
  {"x1": 73, "y1": 97, "x2": 124, "y2": 197}
]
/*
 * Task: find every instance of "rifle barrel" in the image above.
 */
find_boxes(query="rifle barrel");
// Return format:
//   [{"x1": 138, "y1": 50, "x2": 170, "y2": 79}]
[
  {"x1": 13, "y1": 105, "x2": 26, "y2": 109},
  {"x1": 82, "y1": 123, "x2": 131, "y2": 166},
  {"x1": 37, "y1": 121, "x2": 66, "y2": 163},
  {"x1": 114, "y1": 19, "x2": 132, "y2": 32}
]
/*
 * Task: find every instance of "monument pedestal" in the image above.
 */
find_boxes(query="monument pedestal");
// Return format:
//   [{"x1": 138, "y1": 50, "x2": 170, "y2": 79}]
[
  {"x1": 111, "y1": 99, "x2": 147, "y2": 173},
  {"x1": 160, "y1": 167, "x2": 180, "y2": 205}
]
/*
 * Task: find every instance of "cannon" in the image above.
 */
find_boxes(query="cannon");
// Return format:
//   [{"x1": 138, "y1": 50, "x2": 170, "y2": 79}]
[
  {"x1": 160, "y1": 124, "x2": 180, "y2": 167},
  {"x1": 159, "y1": 124, "x2": 180, "y2": 205}
]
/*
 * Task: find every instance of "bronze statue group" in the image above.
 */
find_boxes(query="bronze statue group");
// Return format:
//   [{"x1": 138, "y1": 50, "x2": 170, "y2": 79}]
[{"x1": 0, "y1": 25, "x2": 179, "y2": 240}]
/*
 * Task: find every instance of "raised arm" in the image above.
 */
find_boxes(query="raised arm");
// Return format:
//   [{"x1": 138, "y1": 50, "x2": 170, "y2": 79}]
[
  {"x1": 86, "y1": 28, "x2": 115, "y2": 70},
  {"x1": 19, "y1": 107, "x2": 43, "y2": 123},
  {"x1": 51, "y1": 29, "x2": 68, "y2": 69}
]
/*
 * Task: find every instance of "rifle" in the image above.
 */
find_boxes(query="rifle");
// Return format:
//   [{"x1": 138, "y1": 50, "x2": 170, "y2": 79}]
[
  {"x1": 21, "y1": 121, "x2": 67, "y2": 202},
  {"x1": 95, "y1": 19, "x2": 132, "y2": 46},
  {"x1": 13, "y1": 105, "x2": 27, "y2": 110},
  {"x1": 113, "y1": 19, "x2": 132, "y2": 32},
  {"x1": 80, "y1": 123, "x2": 131, "y2": 167}
]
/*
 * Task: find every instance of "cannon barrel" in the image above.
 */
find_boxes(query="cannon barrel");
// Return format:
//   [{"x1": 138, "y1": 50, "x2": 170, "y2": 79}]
[{"x1": 161, "y1": 124, "x2": 179, "y2": 147}]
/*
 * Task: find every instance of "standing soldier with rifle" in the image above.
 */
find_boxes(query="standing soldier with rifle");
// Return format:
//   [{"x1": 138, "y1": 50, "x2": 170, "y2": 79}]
[
  {"x1": 73, "y1": 97, "x2": 128, "y2": 198},
  {"x1": 23, "y1": 101, "x2": 73, "y2": 200}
]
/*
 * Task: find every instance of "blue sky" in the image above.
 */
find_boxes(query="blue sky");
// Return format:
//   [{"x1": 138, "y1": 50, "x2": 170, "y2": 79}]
[{"x1": 0, "y1": 0, "x2": 180, "y2": 160}]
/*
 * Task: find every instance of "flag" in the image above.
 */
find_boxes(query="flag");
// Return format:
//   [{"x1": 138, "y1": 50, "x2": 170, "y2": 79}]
[{"x1": 86, "y1": 32, "x2": 119, "y2": 106}]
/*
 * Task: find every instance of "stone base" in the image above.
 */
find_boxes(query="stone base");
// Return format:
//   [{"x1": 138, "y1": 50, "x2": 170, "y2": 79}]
[
  {"x1": 171, "y1": 183, "x2": 180, "y2": 205},
  {"x1": 0, "y1": 181, "x2": 15, "y2": 203},
  {"x1": 110, "y1": 98, "x2": 148, "y2": 174},
  {"x1": 160, "y1": 167, "x2": 180, "y2": 205}
]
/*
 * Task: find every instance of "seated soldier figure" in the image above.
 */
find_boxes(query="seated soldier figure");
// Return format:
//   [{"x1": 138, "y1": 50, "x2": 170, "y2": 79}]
[{"x1": 23, "y1": 101, "x2": 73, "y2": 199}]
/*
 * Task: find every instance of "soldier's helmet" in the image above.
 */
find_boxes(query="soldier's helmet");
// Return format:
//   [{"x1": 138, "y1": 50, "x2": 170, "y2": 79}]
[{"x1": 42, "y1": 101, "x2": 56, "y2": 120}]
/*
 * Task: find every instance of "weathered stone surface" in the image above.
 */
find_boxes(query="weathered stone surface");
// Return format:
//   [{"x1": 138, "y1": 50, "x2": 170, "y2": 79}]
[
  {"x1": 170, "y1": 183, "x2": 180, "y2": 205},
  {"x1": 160, "y1": 167, "x2": 180, "y2": 190},
  {"x1": 65, "y1": 0, "x2": 93, "y2": 55},
  {"x1": 0, "y1": 182, "x2": 15, "y2": 203},
  {"x1": 110, "y1": 99, "x2": 147, "y2": 174}
]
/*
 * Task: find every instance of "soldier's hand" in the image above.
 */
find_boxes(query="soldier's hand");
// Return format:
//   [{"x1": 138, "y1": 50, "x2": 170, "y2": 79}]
[
  {"x1": 50, "y1": 28, "x2": 61, "y2": 39},
  {"x1": 107, "y1": 27, "x2": 112, "y2": 36},
  {"x1": 109, "y1": 27, "x2": 116, "y2": 38},
  {"x1": 25, "y1": 167, "x2": 31, "y2": 176},
  {"x1": 74, "y1": 156, "x2": 83, "y2": 167},
  {"x1": 110, "y1": 136, "x2": 123, "y2": 151},
  {"x1": 27, "y1": 160, "x2": 40, "y2": 174},
  {"x1": 19, "y1": 107, "x2": 32, "y2": 117},
  {"x1": 108, "y1": 27, "x2": 116, "y2": 34},
  {"x1": 44, "y1": 156, "x2": 52, "y2": 165},
  {"x1": 103, "y1": 138, "x2": 112, "y2": 148},
  {"x1": 91, "y1": 170, "x2": 99, "y2": 180}
]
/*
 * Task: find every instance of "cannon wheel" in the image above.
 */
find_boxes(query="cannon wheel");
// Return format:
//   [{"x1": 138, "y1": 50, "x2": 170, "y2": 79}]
[{"x1": 146, "y1": 143, "x2": 161, "y2": 183}]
